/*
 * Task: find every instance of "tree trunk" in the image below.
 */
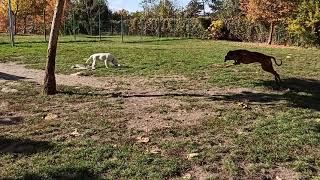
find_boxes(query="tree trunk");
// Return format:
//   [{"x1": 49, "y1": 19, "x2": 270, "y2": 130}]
[
  {"x1": 23, "y1": 16, "x2": 26, "y2": 34},
  {"x1": 43, "y1": 8, "x2": 47, "y2": 42},
  {"x1": 267, "y1": 21, "x2": 275, "y2": 45},
  {"x1": 8, "y1": 0, "x2": 15, "y2": 47},
  {"x1": 43, "y1": 0, "x2": 65, "y2": 95},
  {"x1": 14, "y1": 4, "x2": 18, "y2": 35}
]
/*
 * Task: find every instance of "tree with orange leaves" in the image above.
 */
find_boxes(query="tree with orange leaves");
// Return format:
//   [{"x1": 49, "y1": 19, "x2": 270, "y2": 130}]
[
  {"x1": 240, "y1": 0, "x2": 299, "y2": 44},
  {"x1": 0, "y1": 0, "x2": 70, "y2": 34}
]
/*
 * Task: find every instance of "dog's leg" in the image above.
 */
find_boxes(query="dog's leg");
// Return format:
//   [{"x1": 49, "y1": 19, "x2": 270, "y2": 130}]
[
  {"x1": 233, "y1": 60, "x2": 240, "y2": 65},
  {"x1": 261, "y1": 64, "x2": 281, "y2": 83},
  {"x1": 92, "y1": 58, "x2": 96, "y2": 70},
  {"x1": 104, "y1": 59, "x2": 109, "y2": 68}
]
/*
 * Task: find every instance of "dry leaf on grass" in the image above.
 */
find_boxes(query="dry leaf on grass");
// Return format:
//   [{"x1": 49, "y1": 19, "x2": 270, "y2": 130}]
[
  {"x1": 187, "y1": 153, "x2": 199, "y2": 160},
  {"x1": 136, "y1": 136, "x2": 150, "y2": 143},
  {"x1": 182, "y1": 173, "x2": 192, "y2": 179},
  {"x1": 44, "y1": 113, "x2": 58, "y2": 120},
  {"x1": 148, "y1": 147, "x2": 161, "y2": 154},
  {"x1": 70, "y1": 129, "x2": 82, "y2": 137}
]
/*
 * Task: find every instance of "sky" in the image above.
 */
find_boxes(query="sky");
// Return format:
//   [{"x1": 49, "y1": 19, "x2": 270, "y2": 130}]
[{"x1": 108, "y1": 0, "x2": 190, "y2": 12}]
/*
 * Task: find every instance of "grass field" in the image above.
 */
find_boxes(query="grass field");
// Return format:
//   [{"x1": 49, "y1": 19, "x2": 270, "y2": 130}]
[{"x1": 0, "y1": 35, "x2": 320, "y2": 179}]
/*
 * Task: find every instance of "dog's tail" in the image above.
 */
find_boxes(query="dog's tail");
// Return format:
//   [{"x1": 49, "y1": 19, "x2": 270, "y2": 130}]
[{"x1": 271, "y1": 56, "x2": 282, "y2": 66}]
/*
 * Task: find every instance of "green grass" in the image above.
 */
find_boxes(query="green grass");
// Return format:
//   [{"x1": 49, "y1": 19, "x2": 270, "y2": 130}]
[
  {"x1": 0, "y1": 35, "x2": 319, "y2": 88},
  {"x1": 1, "y1": 35, "x2": 320, "y2": 179}
]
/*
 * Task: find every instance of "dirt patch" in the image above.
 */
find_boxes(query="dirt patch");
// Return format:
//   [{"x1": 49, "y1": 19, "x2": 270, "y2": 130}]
[
  {"x1": 178, "y1": 166, "x2": 217, "y2": 180},
  {"x1": 269, "y1": 167, "x2": 300, "y2": 180},
  {"x1": 124, "y1": 97, "x2": 216, "y2": 132},
  {"x1": 0, "y1": 62, "x2": 190, "y2": 93}
]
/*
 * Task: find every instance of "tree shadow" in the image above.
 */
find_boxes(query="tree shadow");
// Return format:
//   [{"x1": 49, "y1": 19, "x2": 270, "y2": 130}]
[
  {"x1": 0, "y1": 136, "x2": 54, "y2": 155},
  {"x1": 254, "y1": 78, "x2": 320, "y2": 94},
  {"x1": 125, "y1": 38, "x2": 187, "y2": 44},
  {"x1": 0, "y1": 116, "x2": 24, "y2": 125},
  {"x1": 60, "y1": 90, "x2": 209, "y2": 99},
  {"x1": 0, "y1": 39, "x2": 113, "y2": 46},
  {"x1": 23, "y1": 167, "x2": 102, "y2": 180},
  {"x1": 0, "y1": 72, "x2": 27, "y2": 80},
  {"x1": 60, "y1": 77, "x2": 320, "y2": 111},
  {"x1": 210, "y1": 78, "x2": 320, "y2": 111}
]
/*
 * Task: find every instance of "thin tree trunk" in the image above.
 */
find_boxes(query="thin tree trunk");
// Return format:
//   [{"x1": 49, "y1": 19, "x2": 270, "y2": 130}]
[
  {"x1": 14, "y1": 4, "x2": 18, "y2": 35},
  {"x1": 43, "y1": 8, "x2": 47, "y2": 42},
  {"x1": 23, "y1": 16, "x2": 26, "y2": 34},
  {"x1": 267, "y1": 21, "x2": 275, "y2": 45},
  {"x1": 8, "y1": 0, "x2": 15, "y2": 47},
  {"x1": 43, "y1": 0, "x2": 65, "y2": 95}
]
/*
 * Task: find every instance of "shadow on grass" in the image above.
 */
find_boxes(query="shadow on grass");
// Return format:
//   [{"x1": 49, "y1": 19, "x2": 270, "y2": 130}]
[
  {"x1": 0, "y1": 116, "x2": 24, "y2": 125},
  {"x1": 23, "y1": 167, "x2": 101, "y2": 180},
  {"x1": 210, "y1": 78, "x2": 320, "y2": 111},
  {"x1": 125, "y1": 38, "x2": 187, "y2": 44},
  {"x1": 60, "y1": 90, "x2": 208, "y2": 98},
  {"x1": 0, "y1": 136, "x2": 54, "y2": 154},
  {"x1": 0, "y1": 72, "x2": 27, "y2": 80},
  {"x1": 255, "y1": 78, "x2": 320, "y2": 93},
  {"x1": 60, "y1": 78, "x2": 320, "y2": 111},
  {"x1": 0, "y1": 39, "x2": 113, "y2": 46}
]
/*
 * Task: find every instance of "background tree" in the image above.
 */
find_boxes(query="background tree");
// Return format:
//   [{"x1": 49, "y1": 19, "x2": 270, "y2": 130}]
[
  {"x1": 205, "y1": 0, "x2": 223, "y2": 16},
  {"x1": 185, "y1": 0, "x2": 202, "y2": 17},
  {"x1": 216, "y1": 0, "x2": 241, "y2": 18},
  {"x1": 240, "y1": 0, "x2": 299, "y2": 44},
  {"x1": 43, "y1": 0, "x2": 65, "y2": 95},
  {"x1": 287, "y1": 0, "x2": 320, "y2": 45},
  {"x1": 70, "y1": 0, "x2": 110, "y2": 35},
  {"x1": 154, "y1": 0, "x2": 175, "y2": 18}
]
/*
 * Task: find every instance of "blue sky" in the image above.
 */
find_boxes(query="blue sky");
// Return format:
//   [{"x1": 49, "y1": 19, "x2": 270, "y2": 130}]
[{"x1": 108, "y1": 0, "x2": 190, "y2": 12}]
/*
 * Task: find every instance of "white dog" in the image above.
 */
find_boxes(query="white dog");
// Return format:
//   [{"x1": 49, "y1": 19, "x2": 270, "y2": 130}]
[{"x1": 86, "y1": 53, "x2": 120, "y2": 69}]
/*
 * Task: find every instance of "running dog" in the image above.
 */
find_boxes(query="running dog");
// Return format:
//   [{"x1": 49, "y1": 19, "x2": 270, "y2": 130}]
[{"x1": 224, "y1": 50, "x2": 282, "y2": 83}]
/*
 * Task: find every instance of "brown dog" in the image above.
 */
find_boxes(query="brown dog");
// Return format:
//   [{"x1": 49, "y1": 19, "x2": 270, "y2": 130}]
[{"x1": 224, "y1": 50, "x2": 282, "y2": 83}]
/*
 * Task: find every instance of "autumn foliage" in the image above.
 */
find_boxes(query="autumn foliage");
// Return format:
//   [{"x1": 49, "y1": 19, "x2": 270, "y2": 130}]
[
  {"x1": 0, "y1": 0, "x2": 70, "y2": 34},
  {"x1": 240, "y1": 0, "x2": 298, "y2": 44}
]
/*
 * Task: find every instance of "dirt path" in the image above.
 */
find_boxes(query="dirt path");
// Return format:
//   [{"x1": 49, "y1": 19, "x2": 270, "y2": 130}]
[{"x1": 0, "y1": 62, "x2": 161, "y2": 92}]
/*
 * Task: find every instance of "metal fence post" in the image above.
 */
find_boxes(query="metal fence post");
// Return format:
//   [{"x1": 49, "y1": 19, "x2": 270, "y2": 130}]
[
  {"x1": 121, "y1": 14, "x2": 124, "y2": 43},
  {"x1": 73, "y1": 10, "x2": 76, "y2": 41},
  {"x1": 158, "y1": 17, "x2": 160, "y2": 39},
  {"x1": 99, "y1": 7, "x2": 101, "y2": 41}
]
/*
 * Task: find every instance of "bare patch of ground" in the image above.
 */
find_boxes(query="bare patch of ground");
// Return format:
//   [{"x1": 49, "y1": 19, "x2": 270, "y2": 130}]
[{"x1": 124, "y1": 97, "x2": 217, "y2": 132}]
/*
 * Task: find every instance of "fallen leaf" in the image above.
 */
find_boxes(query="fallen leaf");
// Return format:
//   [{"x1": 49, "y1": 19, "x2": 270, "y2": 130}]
[
  {"x1": 70, "y1": 129, "x2": 82, "y2": 137},
  {"x1": 187, "y1": 153, "x2": 199, "y2": 160},
  {"x1": 238, "y1": 102, "x2": 251, "y2": 110},
  {"x1": 182, "y1": 173, "x2": 192, "y2": 179},
  {"x1": 44, "y1": 113, "x2": 58, "y2": 120},
  {"x1": 149, "y1": 147, "x2": 161, "y2": 154},
  {"x1": 136, "y1": 136, "x2": 150, "y2": 143}
]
